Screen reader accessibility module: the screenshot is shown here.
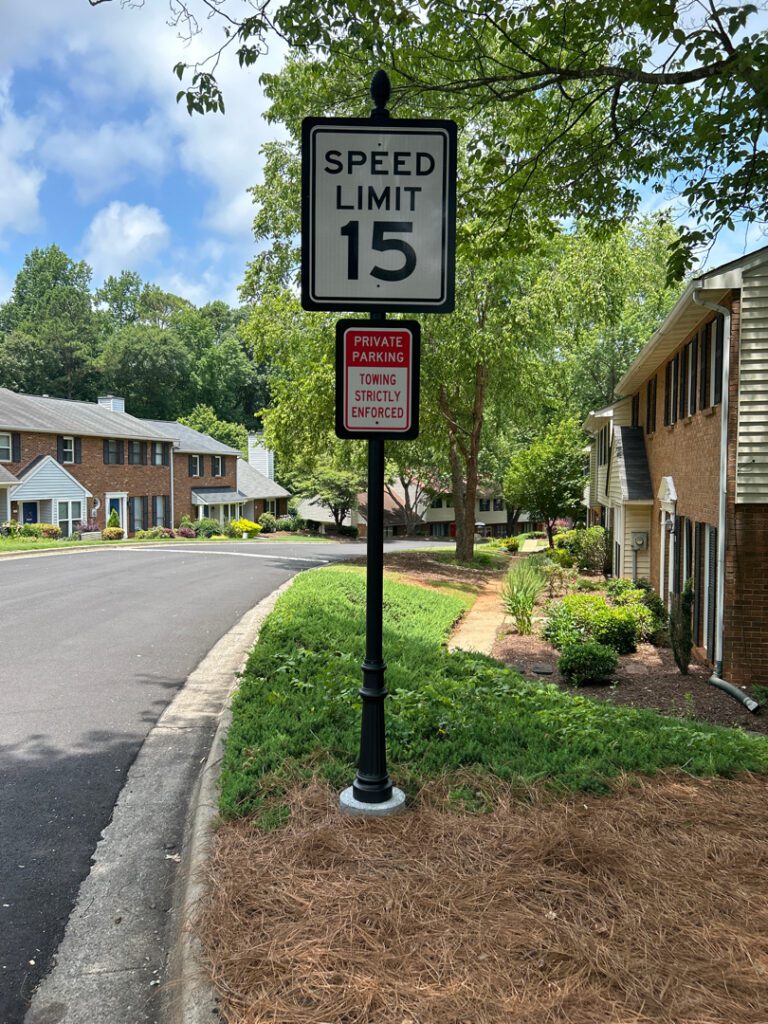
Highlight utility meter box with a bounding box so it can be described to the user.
[631,531,649,550]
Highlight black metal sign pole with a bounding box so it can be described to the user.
[351,73,395,804]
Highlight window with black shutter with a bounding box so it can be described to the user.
[713,315,724,405]
[689,336,698,415]
[706,525,718,661]
[664,363,672,425]
[671,355,679,424]
[678,347,687,420]
[74,437,82,463]
[163,495,171,528]
[11,432,21,463]
[104,439,123,464]
[188,454,201,477]
[212,455,223,477]
[128,440,143,465]
[142,495,149,530]
[700,322,711,408]
[693,522,704,645]
[163,443,171,466]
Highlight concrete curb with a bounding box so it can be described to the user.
[164,577,298,1024]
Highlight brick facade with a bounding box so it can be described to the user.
[7,432,174,532]
[173,452,238,524]
[626,294,768,685]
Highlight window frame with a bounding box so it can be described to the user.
[212,455,223,477]
[57,499,83,538]
[151,442,164,466]
[492,497,504,512]
[478,497,491,513]
[0,432,10,462]
[128,440,145,465]
[61,436,75,464]
[105,439,122,465]
[430,496,442,509]
[152,495,166,528]
[190,454,201,477]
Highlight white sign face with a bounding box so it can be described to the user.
[303,119,456,312]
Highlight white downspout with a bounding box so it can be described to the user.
[692,291,729,675]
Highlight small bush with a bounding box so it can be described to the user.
[542,563,578,599]
[542,601,584,649]
[177,526,196,538]
[543,594,644,654]
[194,517,222,538]
[555,526,608,573]
[107,508,120,529]
[102,526,124,541]
[336,524,359,538]
[231,517,262,538]
[575,577,602,592]
[0,519,21,538]
[606,577,638,599]
[502,558,546,635]
[558,641,619,685]
[547,547,576,568]
[258,512,278,533]
[614,587,646,607]
[275,516,294,531]
[135,527,175,540]
[40,523,62,539]
[670,578,694,674]
[20,523,42,537]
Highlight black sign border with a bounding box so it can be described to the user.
[302,117,456,314]
[335,319,421,441]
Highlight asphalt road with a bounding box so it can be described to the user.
[0,538,440,1023]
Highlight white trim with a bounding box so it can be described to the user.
[105,491,128,529]
[0,431,11,462]
[20,499,40,524]
[56,497,84,537]
[62,435,75,464]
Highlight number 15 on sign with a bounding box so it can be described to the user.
[302,118,457,312]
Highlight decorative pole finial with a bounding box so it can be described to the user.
[370,69,391,119]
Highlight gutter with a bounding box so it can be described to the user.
[691,291,759,714]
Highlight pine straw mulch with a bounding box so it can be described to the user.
[195,774,768,1024]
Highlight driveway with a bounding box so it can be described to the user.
[0,538,442,1023]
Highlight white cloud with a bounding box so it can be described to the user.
[0,78,44,240]
[83,201,170,278]
[43,115,170,201]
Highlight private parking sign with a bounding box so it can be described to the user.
[302,118,456,312]
[335,319,420,439]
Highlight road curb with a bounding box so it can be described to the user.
[163,576,298,1024]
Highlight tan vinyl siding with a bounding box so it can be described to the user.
[737,264,768,502]
[612,398,633,427]
[621,505,651,579]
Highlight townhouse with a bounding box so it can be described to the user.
[0,391,290,535]
[584,245,768,686]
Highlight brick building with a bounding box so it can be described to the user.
[0,391,241,534]
[583,245,768,685]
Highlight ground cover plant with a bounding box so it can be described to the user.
[219,567,768,823]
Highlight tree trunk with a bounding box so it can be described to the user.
[439,363,488,563]
[545,520,555,547]
[506,507,521,534]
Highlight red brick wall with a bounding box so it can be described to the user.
[172,452,238,524]
[9,432,173,533]
[722,300,768,685]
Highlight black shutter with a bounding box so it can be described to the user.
[679,346,688,420]
[57,436,64,463]
[673,517,682,595]
[714,315,724,405]
[163,443,170,466]
[671,355,679,423]
[693,522,703,645]
[164,496,171,528]
[103,439,109,464]
[141,441,148,465]
[188,455,194,477]
[684,517,693,584]
[142,496,149,531]
[652,376,657,431]
[74,437,82,464]
[11,432,20,462]
[700,323,710,408]
[118,441,125,465]
[689,336,698,415]
[211,455,216,476]
[664,363,671,425]
[128,498,135,534]
[707,526,718,661]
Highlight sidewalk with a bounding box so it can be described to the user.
[447,577,507,656]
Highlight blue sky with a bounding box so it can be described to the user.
[0,2,764,309]
[0,1,286,306]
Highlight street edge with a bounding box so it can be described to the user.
[163,575,299,1024]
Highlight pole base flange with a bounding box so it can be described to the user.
[339,786,406,817]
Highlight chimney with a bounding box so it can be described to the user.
[97,395,126,414]
[248,433,274,479]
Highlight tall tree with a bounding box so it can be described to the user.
[179,404,249,456]
[99,323,193,418]
[0,246,102,399]
[106,0,768,272]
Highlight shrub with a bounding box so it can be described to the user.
[613,587,646,607]
[102,526,124,541]
[107,508,120,529]
[559,641,619,685]
[575,577,602,592]
[555,526,608,573]
[503,536,519,552]
[275,516,294,531]
[543,594,644,654]
[194,517,222,538]
[20,523,42,537]
[606,577,638,599]
[258,512,278,533]
[177,527,196,538]
[502,557,546,635]
[39,524,62,539]
[135,527,175,540]
[74,518,99,537]
[231,517,262,538]
[0,519,21,538]
[336,524,359,538]
[542,563,578,599]
[547,547,576,568]
[670,578,694,674]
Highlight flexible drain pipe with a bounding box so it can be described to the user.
[692,290,760,714]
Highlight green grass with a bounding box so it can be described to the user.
[429,549,509,570]
[257,533,334,543]
[0,533,337,555]
[220,568,768,823]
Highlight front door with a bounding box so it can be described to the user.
[22,502,38,524]
[105,494,127,528]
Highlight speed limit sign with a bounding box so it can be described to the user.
[301,117,456,312]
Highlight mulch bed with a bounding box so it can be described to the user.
[197,775,768,1024]
[493,618,768,736]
